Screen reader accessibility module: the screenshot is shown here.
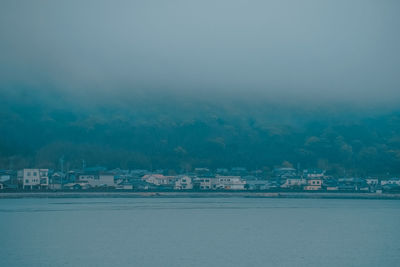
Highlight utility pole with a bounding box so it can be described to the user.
[60,156,64,190]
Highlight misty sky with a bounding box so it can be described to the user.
[1,0,399,103]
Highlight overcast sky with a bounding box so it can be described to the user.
[1,0,399,104]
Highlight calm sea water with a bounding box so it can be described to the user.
[0,197,399,267]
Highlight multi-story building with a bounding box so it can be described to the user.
[213,176,246,190]
[20,169,49,189]
[303,178,322,191]
[174,176,193,190]
[281,177,306,189]
[194,177,213,190]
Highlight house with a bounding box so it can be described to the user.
[303,169,326,179]
[281,177,306,189]
[381,178,400,186]
[323,179,339,191]
[366,178,379,186]
[303,178,322,190]
[245,180,271,191]
[116,180,133,190]
[130,169,150,176]
[382,183,400,193]
[213,176,246,190]
[49,172,66,190]
[338,178,368,191]
[193,177,213,190]
[63,182,91,190]
[0,173,11,183]
[273,168,297,178]
[79,173,115,188]
[174,176,193,190]
[20,169,49,190]
[142,174,176,186]
[242,175,258,181]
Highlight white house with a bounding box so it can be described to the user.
[21,169,49,189]
[213,176,246,190]
[142,174,176,186]
[366,178,379,186]
[303,169,326,179]
[174,176,193,190]
[381,178,400,186]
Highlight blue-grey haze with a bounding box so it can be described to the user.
[1,1,400,173]
[1,0,400,104]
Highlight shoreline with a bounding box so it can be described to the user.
[1,191,400,200]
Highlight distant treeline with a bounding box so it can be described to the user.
[0,89,399,176]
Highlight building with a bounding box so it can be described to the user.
[194,177,213,190]
[79,173,115,188]
[213,176,246,190]
[338,178,369,191]
[366,178,379,186]
[281,177,306,189]
[324,179,339,191]
[116,180,133,190]
[63,182,91,190]
[381,178,400,186]
[303,178,322,190]
[174,176,193,190]
[142,174,176,186]
[20,169,49,190]
[49,172,66,190]
[0,173,11,183]
[303,169,326,179]
[245,180,271,191]
[273,168,297,178]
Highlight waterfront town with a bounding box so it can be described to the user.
[0,166,399,194]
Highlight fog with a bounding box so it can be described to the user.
[1,0,399,105]
[1,1,400,173]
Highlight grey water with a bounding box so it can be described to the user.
[0,198,399,267]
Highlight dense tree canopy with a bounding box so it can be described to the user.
[1,89,399,176]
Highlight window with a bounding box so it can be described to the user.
[27,172,31,176]
[33,172,37,176]
[25,179,29,184]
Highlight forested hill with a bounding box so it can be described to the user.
[1,89,399,176]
